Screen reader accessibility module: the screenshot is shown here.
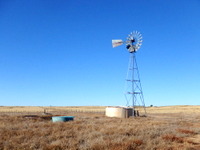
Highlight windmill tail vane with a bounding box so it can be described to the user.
[112,40,124,48]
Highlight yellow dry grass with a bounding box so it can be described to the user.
[0,105,200,149]
[0,106,44,112]
[0,106,200,150]
[146,105,200,114]
[1,105,200,114]
[0,106,106,112]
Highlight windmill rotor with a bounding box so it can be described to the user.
[126,31,143,53]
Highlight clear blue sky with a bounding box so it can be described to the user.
[0,0,200,106]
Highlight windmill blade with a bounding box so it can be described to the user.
[138,39,142,42]
[112,39,123,48]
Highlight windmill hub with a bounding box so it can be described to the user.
[131,39,135,43]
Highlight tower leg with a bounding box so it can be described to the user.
[124,52,146,116]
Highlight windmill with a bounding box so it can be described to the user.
[112,31,146,116]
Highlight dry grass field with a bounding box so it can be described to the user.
[0,106,106,113]
[0,105,200,150]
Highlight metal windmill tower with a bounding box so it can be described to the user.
[112,31,146,116]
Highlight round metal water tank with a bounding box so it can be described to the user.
[52,116,74,122]
[105,107,133,118]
